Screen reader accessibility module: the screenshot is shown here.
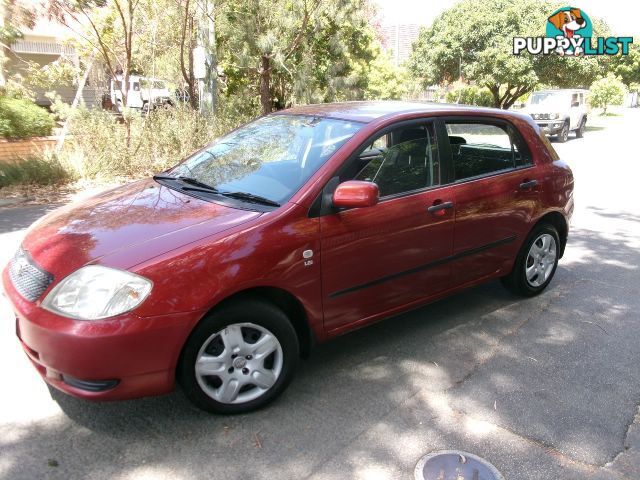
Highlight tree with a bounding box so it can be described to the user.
[0,0,36,89]
[589,74,626,114]
[49,0,142,147]
[363,50,407,100]
[445,83,493,107]
[408,0,604,109]
[216,0,376,114]
[607,42,640,88]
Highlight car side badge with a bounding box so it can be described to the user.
[303,249,314,266]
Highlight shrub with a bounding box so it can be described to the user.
[589,74,627,114]
[445,85,493,107]
[0,155,72,188]
[61,104,253,180]
[0,96,55,139]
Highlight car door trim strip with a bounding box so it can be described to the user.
[328,235,517,298]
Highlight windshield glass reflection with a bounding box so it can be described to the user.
[170,115,363,204]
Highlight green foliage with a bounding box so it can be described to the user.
[0,0,35,46]
[589,74,627,113]
[60,103,252,179]
[445,84,493,107]
[217,0,377,111]
[0,97,56,139]
[363,51,408,100]
[24,58,79,90]
[0,155,71,187]
[607,43,640,87]
[408,0,604,109]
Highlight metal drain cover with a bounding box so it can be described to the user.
[415,451,504,480]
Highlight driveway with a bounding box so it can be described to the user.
[1,110,639,480]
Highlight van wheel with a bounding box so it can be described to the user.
[178,298,299,414]
[557,121,569,143]
[501,224,560,297]
[575,117,586,138]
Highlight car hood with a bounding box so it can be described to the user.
[21,178,261,278]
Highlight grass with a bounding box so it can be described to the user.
[0,156,73,188]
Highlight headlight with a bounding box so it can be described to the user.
[550,113,560,120]
[42,265,152,320]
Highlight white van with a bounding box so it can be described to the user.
[522,89,588,142]
[110,75,173,112]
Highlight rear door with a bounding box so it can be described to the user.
[441,118,538,287]
[319,120,456,333]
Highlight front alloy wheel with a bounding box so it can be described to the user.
[179,298,299,414]
[195,323,283,404]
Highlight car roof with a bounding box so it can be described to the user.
[275,101,525,124]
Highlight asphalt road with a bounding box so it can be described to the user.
[1,110,639,480]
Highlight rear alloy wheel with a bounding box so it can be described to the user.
[575,117,586,138]
[557,121,569,143]
[501,224,560,296]
[179,298,299,414]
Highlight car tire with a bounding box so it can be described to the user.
[178,297,299,414]
[500,223,560,297]
[557,121,569,143]
[575,117,586,138]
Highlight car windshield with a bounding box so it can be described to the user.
[529,92,569,107]
[169,114,362,204]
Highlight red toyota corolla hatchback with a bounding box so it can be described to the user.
[2,102,573,413]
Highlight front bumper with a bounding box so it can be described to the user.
[2,266,204,401]
[536,121,565,135]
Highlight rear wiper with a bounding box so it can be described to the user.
[219,191,280,207]
[153,174,220,193]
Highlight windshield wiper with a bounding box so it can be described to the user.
[176,176,219,191]
[219,191,280,207]
[153,174,220,193]
[153,174,279,207]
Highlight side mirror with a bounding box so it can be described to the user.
[571,101,580,107]
[332,181,379,209]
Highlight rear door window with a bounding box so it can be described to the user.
[445,121,531,181]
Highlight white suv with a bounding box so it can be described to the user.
[523,89,588,142]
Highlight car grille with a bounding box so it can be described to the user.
[8,247,53,302]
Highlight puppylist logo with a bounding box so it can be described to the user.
[513,6,633,56]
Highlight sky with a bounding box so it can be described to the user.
[374,0,640,37]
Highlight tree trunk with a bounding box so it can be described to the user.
[488,84,501,109]
[260,55,272,115]
[188,24,198,110]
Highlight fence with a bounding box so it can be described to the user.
[0,137,59,163]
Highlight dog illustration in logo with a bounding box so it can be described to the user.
[548,8,587,55]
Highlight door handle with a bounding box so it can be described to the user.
[519,179,538,190]
[427,201,454,214]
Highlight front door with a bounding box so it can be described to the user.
[319,121,455,334]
